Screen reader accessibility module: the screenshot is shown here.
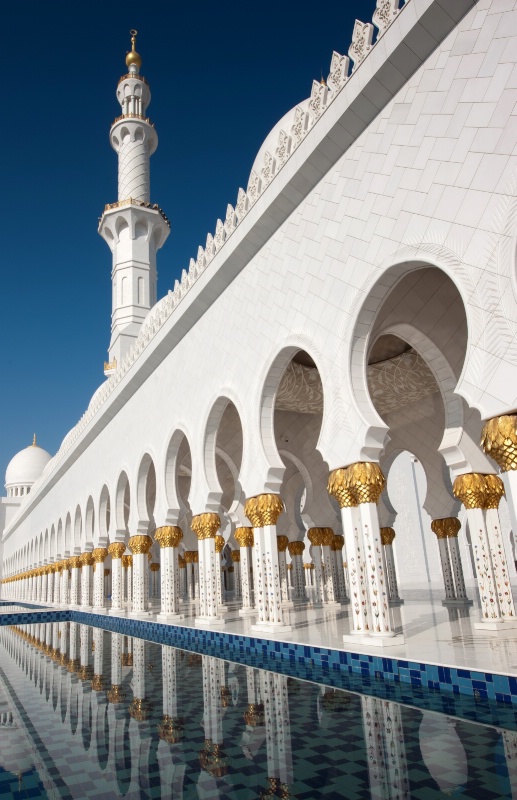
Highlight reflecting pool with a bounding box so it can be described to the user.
[0,622,516,798]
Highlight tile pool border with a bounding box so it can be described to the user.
[2,605,517,709]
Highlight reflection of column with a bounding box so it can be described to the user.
[454,473,517,630]
[308,530,325,605]
[259,671,293,796]
[235,528,255,616]
[214,535,228,612]
[91,627,105,692]
[155,526,183,621]
[380,528,403,605]
[108,542,126,615]
[362,696,409,800]
[192,514,223,625]
[128,535,153,617]
[92,548,109,613]
[329,463,401,644]
[159,645,184,743]
[107,632,125,704]
[245,495,292,632]
[199,655,228,788]
[502,729,517,799]
[231,550,241,599]
[287,541,306,600]
[276,536,292,605]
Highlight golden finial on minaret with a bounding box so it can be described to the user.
[126,29,142,70]
[32,434,37,447]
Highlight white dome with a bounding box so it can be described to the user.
[5,440,52,489]
[249,98,309,181]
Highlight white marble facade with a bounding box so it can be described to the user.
[4,0,517,645]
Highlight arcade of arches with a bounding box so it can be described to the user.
[4,266,517,650]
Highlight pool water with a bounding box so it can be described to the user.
[0,622,516,799]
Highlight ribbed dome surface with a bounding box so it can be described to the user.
[5,443,52,488]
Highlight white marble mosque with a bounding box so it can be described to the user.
[3,0,517,659]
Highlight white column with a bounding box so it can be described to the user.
[383,542,401,603]
[321,531,339,606]
[276,537,291,605]
[128,535,153,618]
[287,543,306,600]
[155,526,183,621]
[92,548,108,613]
[245,494,291,632]
[231,551,241,599]
[448,534,469,601]
[236,528,255,616]
[80,552,93,608]
[214,535,228,612]
[329,463,401,645]
[108,543,126,615]
[70,558,81,607]
[308,532,325,605]
[484,478,517,621]
[193,515,223,626]
[332,536,347,601]
[453,474,514,629]
[60,564,69,605]
[53,566,61,604]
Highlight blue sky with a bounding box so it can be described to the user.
[0,0,373,473]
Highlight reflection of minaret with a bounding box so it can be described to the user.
[259,671,293,797]
[362,696,409,799]
[157,646,186,796]
[99,30,170,370]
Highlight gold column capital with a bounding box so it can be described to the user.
[484,474,505,509]
[332,534,345,551]
[191,513,221,540]
[122,554,133,568]
[244,494,284,527]
[92,548,109,563]
[287,540,305,556]
[214,534,225,553]
[308,528,324,546]
[431,518,461,539]
[150,562,160,572]
[235,526,254,547]
[128,535,153,555]
[346,462,386,504]
[80,552,94,567]
[184,550,197,563]
[108,542,126,559]
[481,414,517,472]
[328,467,358,508]
[178,554,186,568]
[380,527,396,546]
[277,535,289,552]
[453,473,505,509]
[231,549,240,562]
[154,525,183,548]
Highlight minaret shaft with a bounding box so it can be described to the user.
[98,31,169,371]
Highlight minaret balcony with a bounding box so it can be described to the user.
[112,113,154,127]
[101,198,170,228]
[118,72,149,87]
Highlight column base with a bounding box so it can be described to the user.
[442,598,473,608]
[91,607,107,615]
[79,605,92,612]
[157,612,184,622]
[474,619,517,631]
[195,616,225,627]
[343,632,405,647]
[389,598,405,607]
[108,607,126,616]
[218,605,229,613]
[238,607,256,617]
[323,601,342,609]
[281,600,295,608]
[128,609,153,619]
[251,621,293,633]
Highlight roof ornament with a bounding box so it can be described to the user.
[126,29,142,71]
[32,434,37,447]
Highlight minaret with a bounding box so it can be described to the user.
[99,30,170,373]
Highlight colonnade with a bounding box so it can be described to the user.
[4,414,517,646]
[2,622,517,798]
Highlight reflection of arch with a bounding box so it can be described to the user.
[98,485,111,542]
